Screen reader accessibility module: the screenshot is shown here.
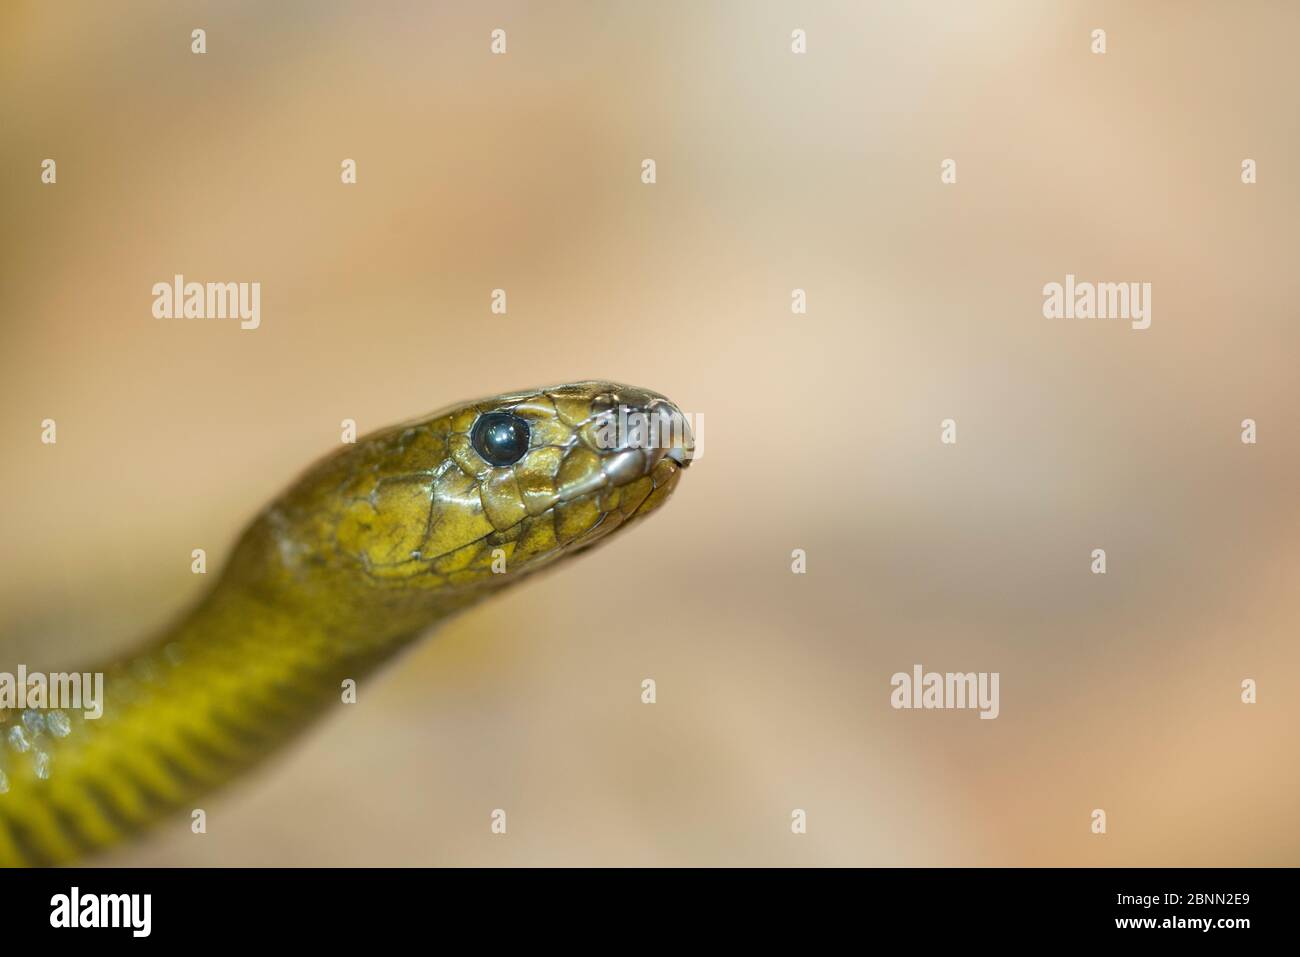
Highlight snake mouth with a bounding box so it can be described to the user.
[552,445,684,506]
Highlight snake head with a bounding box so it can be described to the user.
[270,381,692,604]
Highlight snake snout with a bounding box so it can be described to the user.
[586,388,694,479]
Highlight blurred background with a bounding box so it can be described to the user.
[2,0,1298,865]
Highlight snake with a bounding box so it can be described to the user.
[0,380,692,866]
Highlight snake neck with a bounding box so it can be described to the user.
[0,514,454,867]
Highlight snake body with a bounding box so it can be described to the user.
[0,381,690,866]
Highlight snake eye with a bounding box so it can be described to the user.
[471,412,530,467]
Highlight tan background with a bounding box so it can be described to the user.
[2,1,1297,865]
